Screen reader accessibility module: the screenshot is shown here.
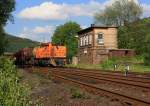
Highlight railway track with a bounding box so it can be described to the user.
[53,74,150,106]
[24,67,150,105]
[50,68,150,106]
[52,70,150,90]
[67,67,150,78]
[52,68,150,83]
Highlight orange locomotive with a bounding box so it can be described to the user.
[14,43,66,66]
[33,43,66,66]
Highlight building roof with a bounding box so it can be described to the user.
[78,24,118,34]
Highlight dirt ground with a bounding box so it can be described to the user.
[18,68,131,106]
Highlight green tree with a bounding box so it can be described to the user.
[0,0,15,26]
[118,18,150,65]
[52,21,81,62]
[143,34,150,65]
[94,0,142,26]
[0,0,15,55]
[0,27,7,55]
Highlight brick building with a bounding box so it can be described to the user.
[77,25,134,64]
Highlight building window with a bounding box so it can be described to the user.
[97,33,104,45]
[82,37,84,46]
[89,34,92,44]
[86,35,88,45]
[82,36,84,46]
[80,37,82,46]
[84,36,86,46]
[80,34,92,46]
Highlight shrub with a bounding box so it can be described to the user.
[101,59,114,70]
[0,56,31,106]
[70,88,84,99]
[144,53,150,66]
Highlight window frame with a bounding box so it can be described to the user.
[97,33,104,45]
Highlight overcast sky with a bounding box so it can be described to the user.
[5,0,150,42]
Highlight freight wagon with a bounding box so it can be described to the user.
[14,43,66,67]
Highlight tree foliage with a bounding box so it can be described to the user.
[0,27,7,55]
[0,0,15,26]
[52,21,81,61]
[94,0,142,26]
[0,0,15,55]
[118,18,150,65]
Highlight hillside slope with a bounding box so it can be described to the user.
[5,34,39,53]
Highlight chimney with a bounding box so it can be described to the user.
[91,24,95,27]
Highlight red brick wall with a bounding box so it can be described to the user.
[108,50,135,58]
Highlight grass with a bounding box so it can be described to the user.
[131,64,150,73]
[70,88,84,99]
[70,87,91,99]
[66,63,102,70]
[66,56,150,73]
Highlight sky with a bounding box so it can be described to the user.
[5,0,150,42]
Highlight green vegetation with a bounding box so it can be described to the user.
[0,0,15,26]
[70,88,85,99]
[0,27,6,55]
[94,0,150,66]
[94,0,142,26]
[66,56,150,73]
[100,59,114,70]
[52,21,81,62]
[99,56,150,73]
[118,18,150,65]
[0,0,38,54]
[0,56,30,106]
[5,34,39,53]
[66,63,102,70]
[0,0,15,55]
[0,1,41,105]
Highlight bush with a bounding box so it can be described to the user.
[70,88,84,99]
[144,53,150,66]
[143,35,150,66]
[0,56,31,106]
[101,59,114,70]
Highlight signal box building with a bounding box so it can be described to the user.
[77,25,134,64]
